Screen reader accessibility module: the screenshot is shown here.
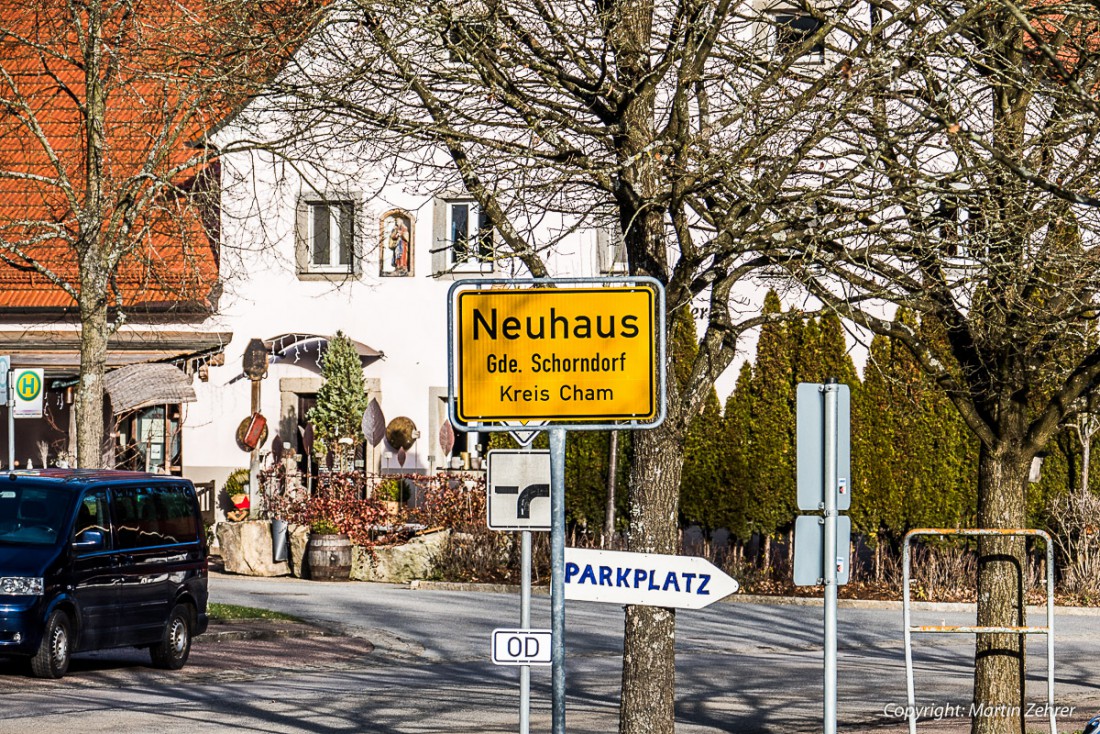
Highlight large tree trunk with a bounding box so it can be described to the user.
[76,269,110,469]
[76,2,109,470]
[972,442,1030,734]
[610,0,681,727]
[620,418,686,734]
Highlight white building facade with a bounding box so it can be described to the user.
[180,138,625,489]
[176,0,843,489]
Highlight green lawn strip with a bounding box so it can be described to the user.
[207,602,303,623]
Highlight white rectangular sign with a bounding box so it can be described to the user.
[796,382,851,511]
[0,356,9,400]
[12,368,43,419]
[486,449,551,531]
[564,547,739,610]
[793,515,852,587]
[491,628,552,666]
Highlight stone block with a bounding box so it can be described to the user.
[288,524,311,578]
[352,529,451,583]
[216,520,291,577]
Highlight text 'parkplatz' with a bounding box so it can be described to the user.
[564,548,738,610]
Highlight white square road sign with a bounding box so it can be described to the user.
[13,368,43,419]
[486,449,551,531]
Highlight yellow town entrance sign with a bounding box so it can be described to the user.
[455,286,658,423]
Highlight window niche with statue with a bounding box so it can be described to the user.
[380,210,414,277]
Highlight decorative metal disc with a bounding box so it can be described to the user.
[235,414,269,452]
[385,416,417,451]
[300,423,314,453]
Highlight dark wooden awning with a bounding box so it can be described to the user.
[103,362,197,414]
[0,329,233,377]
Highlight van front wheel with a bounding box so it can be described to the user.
[150,605,192,670]
[31,609,72,679]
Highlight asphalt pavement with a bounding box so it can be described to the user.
[0,573,1096,733]
[208,573,1100,732]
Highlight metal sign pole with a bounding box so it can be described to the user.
[823,379,839,734]
[520,528,532,734]
[487,447,550,721]
[519,431,533,734]
[7,373,13,470]
[0,358,9,470]
[549,426,567,734]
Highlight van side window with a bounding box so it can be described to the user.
[111,486,198,549]
[110,488,145,549]
[73,490,110,548]
[156,487,199,544]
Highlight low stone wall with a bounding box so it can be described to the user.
[352,529,451,583]
[219,522,449,582]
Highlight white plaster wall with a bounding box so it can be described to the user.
[179,111,617,486]
[184,181,451,482]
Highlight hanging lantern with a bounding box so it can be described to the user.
[241,338,269,381]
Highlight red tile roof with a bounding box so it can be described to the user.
[0,2,316,312]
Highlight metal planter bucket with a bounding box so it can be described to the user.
[271,518,289,563]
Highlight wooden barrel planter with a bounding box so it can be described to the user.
[307,533,352,581]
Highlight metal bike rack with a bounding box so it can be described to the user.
[902,528,1056,734]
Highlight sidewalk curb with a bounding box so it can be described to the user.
[406,579,1100,615]
[201,619,342,643]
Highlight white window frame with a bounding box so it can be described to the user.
[597,224,628,274]
[304,199,356,275]
[443,25,468,65]
[446,200,494,273]
[933,185,983,262]
[937,202,984,261]
[772,12,826,64]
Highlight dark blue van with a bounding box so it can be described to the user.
[0,469,208,678]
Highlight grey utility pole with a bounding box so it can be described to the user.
[822,378,840,734]
[549,427,567,734]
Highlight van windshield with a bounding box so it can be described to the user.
[0,486,74,546]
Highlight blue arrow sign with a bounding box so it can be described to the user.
[564,547,739,610]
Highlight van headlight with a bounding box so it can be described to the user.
[0,577,43,595]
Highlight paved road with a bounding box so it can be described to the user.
[0,574,1097,733]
